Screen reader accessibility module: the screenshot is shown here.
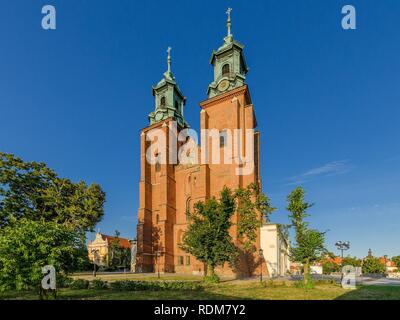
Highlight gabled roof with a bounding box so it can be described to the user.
[100,234,131,249]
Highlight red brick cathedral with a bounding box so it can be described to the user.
[136,9,265,277]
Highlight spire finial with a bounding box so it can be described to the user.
[226,7,232,36]
[167,46,172,73]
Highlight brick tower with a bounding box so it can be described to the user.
[136,9,265,277]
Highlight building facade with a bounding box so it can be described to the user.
[260,224,290,277]
[88,232,131,267]
[135,10,266,277]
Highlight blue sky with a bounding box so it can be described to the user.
[1,0,399,258]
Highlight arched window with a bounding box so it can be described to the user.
[185,197,192,222]
[174,100,179,111]
[155,153,161,172]
[160,96,166,108]
[156,214,159,224]
[222,64,230,77]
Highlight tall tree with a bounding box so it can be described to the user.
[181,187,237,281]
[0,153,106,292]
[235,183,275,251]
[392,256,400,269]
[0,219,85,292]
[181,185,274,280]
[287,187,326,286]
[0,152,105,233]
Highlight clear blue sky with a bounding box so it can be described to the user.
[1,0,399,258]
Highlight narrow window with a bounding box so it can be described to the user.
[222,64,230,77]
[160,96,166,108]
[186,256,191,266]
[155,153,161,172]
[220,130,227,147]
[178,256,184,266]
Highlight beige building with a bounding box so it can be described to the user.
[260,224,290,277]
[88,233,131,267]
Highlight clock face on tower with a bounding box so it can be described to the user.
[155,111,164,121]
[217,79,230,92]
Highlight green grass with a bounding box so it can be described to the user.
[1,281,400,300]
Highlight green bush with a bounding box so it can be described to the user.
[70,279,90,290]
[91,279,108,290]
[203,274,220,284]
[322,261,340,274]
[362,257,385,274]
[109,280,202,291]
[57,276,74,288]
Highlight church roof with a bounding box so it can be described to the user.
[100,234,131,249]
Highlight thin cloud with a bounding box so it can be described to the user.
[286,160,354,185]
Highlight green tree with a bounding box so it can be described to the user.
[0,152,105,234]
[0,219,85,292]
[362,256,385,274]
[235,183,275,251]
[392,256,400,269]
[181,187,237,281]
[342,256,362,267]
[181,185,274,281]
[287,187,327,287]
[0,153,106,291]
[108,230,131,270]
[322,261,340,275]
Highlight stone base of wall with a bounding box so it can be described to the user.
[387,273,400,279]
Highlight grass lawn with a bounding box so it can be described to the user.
[1,281,400,300]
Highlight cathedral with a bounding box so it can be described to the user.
[135,9,265,277]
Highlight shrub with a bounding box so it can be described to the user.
[91,279,108,290]
[322,261,340,274]
[70,279,90,290]
[57,276,74,288]
[362,257,385,274]
[203,274,220,284]
[109,280,202,291]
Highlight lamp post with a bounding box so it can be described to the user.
[91,248,100,277]
[155,250,161,279]
[335,241,350,260]
[259,248,264,283]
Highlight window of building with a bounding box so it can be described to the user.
[155,153,161,172]
[175,100,179,110]
[222,64,230,77]
[220,130,227,147]
[186,256,191,266]
[178,256,184,266]
[160,96,166,108]
[156,214,159,224]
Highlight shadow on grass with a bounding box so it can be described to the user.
[0,287,249,301]
[334,285,400,300]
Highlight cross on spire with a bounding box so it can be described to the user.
[226,7,232,36]
[167,46,172,73]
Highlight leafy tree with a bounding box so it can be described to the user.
[181,185,274,280]
[322,261,340,275]
[181,187,237,281]
[392,256,400,269]
[342,256,362,267]
[0,153,106,292]
[0,219,85,292]
[362,256,385,274]
[235,183,275,251]
[287,187,327,287]
[108,230,131,270]
[0,152,105,234]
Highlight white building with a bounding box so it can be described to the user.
[260,223,290,277]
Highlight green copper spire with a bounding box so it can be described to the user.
[207,8,249,98]
[148,47,188,128]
